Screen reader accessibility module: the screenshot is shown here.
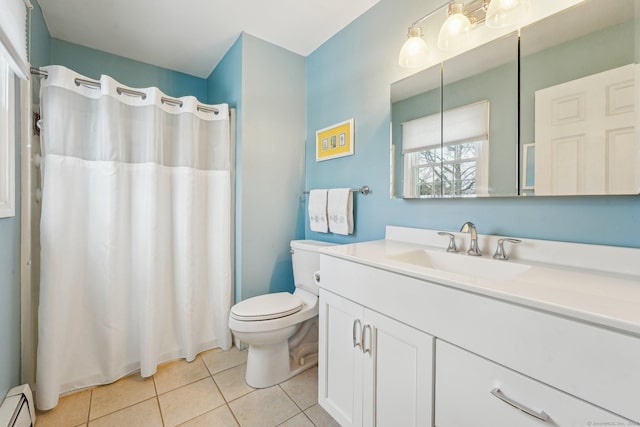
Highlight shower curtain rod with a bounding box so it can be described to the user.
[30,67,220,114]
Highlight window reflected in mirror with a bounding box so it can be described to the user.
[401,101,489,198]
[391,32,518,199]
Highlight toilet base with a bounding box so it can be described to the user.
[245,341,290,388]
[243,319,319,388]
[245,343,318,388]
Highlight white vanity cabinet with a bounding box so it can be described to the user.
[318,229,640,426]
[317,288,434,427]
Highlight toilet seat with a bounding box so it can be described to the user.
[230,292,303,321]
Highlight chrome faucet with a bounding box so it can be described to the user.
[460,222,482,256]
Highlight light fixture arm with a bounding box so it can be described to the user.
[410,0,452,27]
[411,0,492,27]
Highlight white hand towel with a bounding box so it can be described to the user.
[308,189,329,233]
[328,188,353,235]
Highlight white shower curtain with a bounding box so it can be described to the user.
[36,65,232,410]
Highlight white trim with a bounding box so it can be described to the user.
[20,77,35,389]
[476,138,490,196]
[0,58,15,218]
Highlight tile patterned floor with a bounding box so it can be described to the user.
[35,347,339,427]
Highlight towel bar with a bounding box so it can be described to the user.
[303,186,369,196]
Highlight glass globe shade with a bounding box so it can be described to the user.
[399,27,429,68]
[485,0,530,28]
[437,12,471,51]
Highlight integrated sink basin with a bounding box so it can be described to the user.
[389,249,531,281]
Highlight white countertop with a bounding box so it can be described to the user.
[319,237,640,337]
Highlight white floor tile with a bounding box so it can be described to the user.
[278,412,315,427]
[89,374,155,419]
[201,347,248,375]
[279,366,318,410]
[88,398,162,427]
[153,357,210,395]
[36,389,91,427]
[213,363,255,402]
[158,377,225,427]
[229,386,300,427]
[178,404,239,426]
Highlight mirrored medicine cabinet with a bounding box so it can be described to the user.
[390,0,639,199]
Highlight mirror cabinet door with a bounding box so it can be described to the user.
[391,65,442,198]
[442,32,519,198]
[520,0,639,196]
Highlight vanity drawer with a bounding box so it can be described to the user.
[435,340,630,427]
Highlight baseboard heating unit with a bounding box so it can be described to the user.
[0,385,35,427]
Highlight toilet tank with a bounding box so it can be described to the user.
[291,240,335,295]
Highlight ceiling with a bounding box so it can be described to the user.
[37,0,382,78]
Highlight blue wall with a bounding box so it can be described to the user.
[208,34,306,302]
[30,0,51,68]
[238,34,306,299]
[207,35,244,302]
[50,39,208,101]
[305,0,640,248]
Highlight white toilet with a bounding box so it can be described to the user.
[228,240,334,388]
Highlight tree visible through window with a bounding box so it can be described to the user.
[401,100,489,198]
[410,139,483,198]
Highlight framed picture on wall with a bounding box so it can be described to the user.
[316,118,354,161]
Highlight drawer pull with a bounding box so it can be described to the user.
[352,319,362,349]
[490,388,550,422]
[362,325,372,354]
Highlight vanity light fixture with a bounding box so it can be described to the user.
[398,0,528,68]
[437,2,472,51]
[398,26,430,68]
[485,0,530,28]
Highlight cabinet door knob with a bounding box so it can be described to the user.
[490,388,549,422]
[352,319,362,349]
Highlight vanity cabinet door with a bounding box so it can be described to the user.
[319,288,435,427]
[318,289,364,427]
[362,309,434,427]
[435,340,630,427]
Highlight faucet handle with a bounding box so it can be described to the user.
[438,232,459,253]
[493,238,522,260]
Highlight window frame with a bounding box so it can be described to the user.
[405,137,489,198]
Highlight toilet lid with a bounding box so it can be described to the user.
[231,292,303,321]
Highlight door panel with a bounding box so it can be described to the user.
[363,309,434,427]
[318,289,364,427]
[535,64,638,195]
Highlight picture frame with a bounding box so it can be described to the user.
[522,143,535,191]
[316,118,354,161]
